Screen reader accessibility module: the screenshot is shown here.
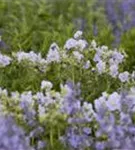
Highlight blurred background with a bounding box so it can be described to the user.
[0,0,135,68]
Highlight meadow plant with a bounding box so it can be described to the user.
[0,31,133,101]
[0,81,135,149]
[0,31,134,149]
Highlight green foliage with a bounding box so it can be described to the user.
[120,28,135,71]
[0,0,114,54]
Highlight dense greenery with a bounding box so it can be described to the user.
[0,0,114,53]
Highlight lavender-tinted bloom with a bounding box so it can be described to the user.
[0,36,9,50]
[61,98,81,115]
[64,31,87,51]
[95,47,104,55]
[0,116,32,150]
[46,43,60,63]
[0,53,12,67]
[83,127,91,135]
[20,91,33,109]
[106,92,121,111]
[94,96,107,112]
[93,53,101,62]
[96,60,106,74]
[95,141,106,150]
[36,92,46,104]
[118,71,130,82]
[28,51,42,62]
[109,64,119,78]
[64,38,77,50]
[16,52,29,62]
[60,83,83,116]
[63,127,92,149]
[37,141,46,150]
[29,126,44,138]
[120,112,132,125]
[111,51,124,64]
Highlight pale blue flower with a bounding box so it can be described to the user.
[106,92,121,111]
[118,71,129,82]
[0,53,12,67]
[64,38,77,50]
[109,64,119,78]
[96,60,106,74]
[46,43,60,63]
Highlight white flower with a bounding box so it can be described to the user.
[46,43,60,63]
[64,38,77,50]
[73,51,84,62]
[16,52,28,62]
[118,71,129,82]
[74,30,83,39]
[0,88,8,96]
[39,59,47,65]
[83,60,91,69]
[77,39,88,51]
[131,71,135,79]
[102,92,108,98]
[101,45,108,51]
[41,80,53,90]
[83,102,94,114]
[16,51,42,63]
[11,92,20,99]
[28,51,42,62]
[91,40,97,48]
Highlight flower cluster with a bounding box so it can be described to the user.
[0,80,135,149]
[91,40,124,76]
[0,31,132,83]
[0,116,32,150]
[60,84,135,150]
[0,31,135,149]
[64,30,88,51]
